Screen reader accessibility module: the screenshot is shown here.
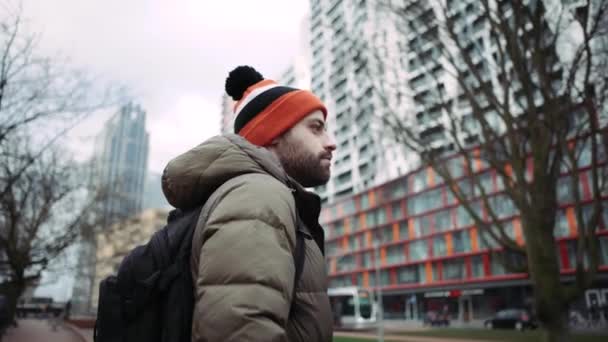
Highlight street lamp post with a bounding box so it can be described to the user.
[373,241,384,342]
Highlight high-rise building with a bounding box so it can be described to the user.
[220,94,236,135]
[278,54,312,90]
[93,102,150,223]
[309,0,416,205]
[72,103,149,315]
[279,16,313,90]
[403,0,606,152]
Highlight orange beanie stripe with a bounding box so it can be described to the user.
[239,90,327,146]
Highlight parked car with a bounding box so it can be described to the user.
[423,310,450,326]
[484,309,538,331]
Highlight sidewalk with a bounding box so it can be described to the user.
[3,319,85,342]
[65,317,96,342]
[335,331,493,342]
[335,320,493,342]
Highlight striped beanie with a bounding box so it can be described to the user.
[225,65,327,146]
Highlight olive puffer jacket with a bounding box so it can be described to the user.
[162,134,333,342]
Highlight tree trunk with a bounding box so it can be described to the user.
[523,215,570,342]
[1,271,26,326]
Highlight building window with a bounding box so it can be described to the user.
[397,266,420,284]
[433,235,447,257]
[489,195,517,219]
[360,194,370,210]
[410,240,429,261]
[366,211,377,228]
[457,204,476,228]
[375,226,393,244]
[376,208,387,225]
[399,221,409,240]
[334,220,345,236]
[349,235,360,251]
[361,252,373,268]
[479,172,493,194]
[387,245,405,265]
[457,179,474,199]
[434,209,453,232]
[418,264,428,284]
[389,180,408,199]
[557,176,574,204]
[326,241,338,256]
[479,229,500,250]
[576,139,592,168]
[380,270,391,286]
[432,262,440,281]
[566,240,590,269]
[447,157,465,178]
[411,171,427,193]
[490,253,506,276]
[392,202,404,220]
[443,259,465,280]
[408,189,443,216]
[554,210,570,238]
[337,255,356,272]
[453,230,471,254]
[413,215,431,237]
[471,255,484,278]
[343,199,356,216]
[351,215,361,231]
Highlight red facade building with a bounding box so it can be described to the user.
[321,145,608,321]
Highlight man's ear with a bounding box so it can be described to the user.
[268,136,281,147]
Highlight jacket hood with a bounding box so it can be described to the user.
[162,134,291,210]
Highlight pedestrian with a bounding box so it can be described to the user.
[162,65,336,342]
[332,298,343,328]
[63,300,71,321]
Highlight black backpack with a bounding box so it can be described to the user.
[93,177,306,342]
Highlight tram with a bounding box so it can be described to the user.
[328,286,377,330]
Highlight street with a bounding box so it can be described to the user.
[2,319,85,342]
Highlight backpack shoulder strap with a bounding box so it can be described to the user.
[290,217,306,318]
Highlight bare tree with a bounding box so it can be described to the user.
[0,0,127,322]
[0,135,110,322]
[0,1,126,197]
[336,0,608,340]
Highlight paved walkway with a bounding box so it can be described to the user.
[2,319,85,342]
[334,331,493,342]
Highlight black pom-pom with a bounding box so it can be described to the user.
[225,66,264,101]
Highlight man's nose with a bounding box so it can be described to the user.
[324,133,336,151]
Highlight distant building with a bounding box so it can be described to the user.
[72,103,150,315]
[93,103,150,223]
[321,135,608,322]
[91,208,169,311]
[278,15,312,90]
[308,0,414,204]
[220,94,236,135]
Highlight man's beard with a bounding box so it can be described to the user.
[276,141,331,188]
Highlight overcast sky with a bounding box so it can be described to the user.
[22,0,310,173]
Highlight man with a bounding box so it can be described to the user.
[162,66,336,342]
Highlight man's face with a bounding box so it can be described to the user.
[273,110,336,187]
